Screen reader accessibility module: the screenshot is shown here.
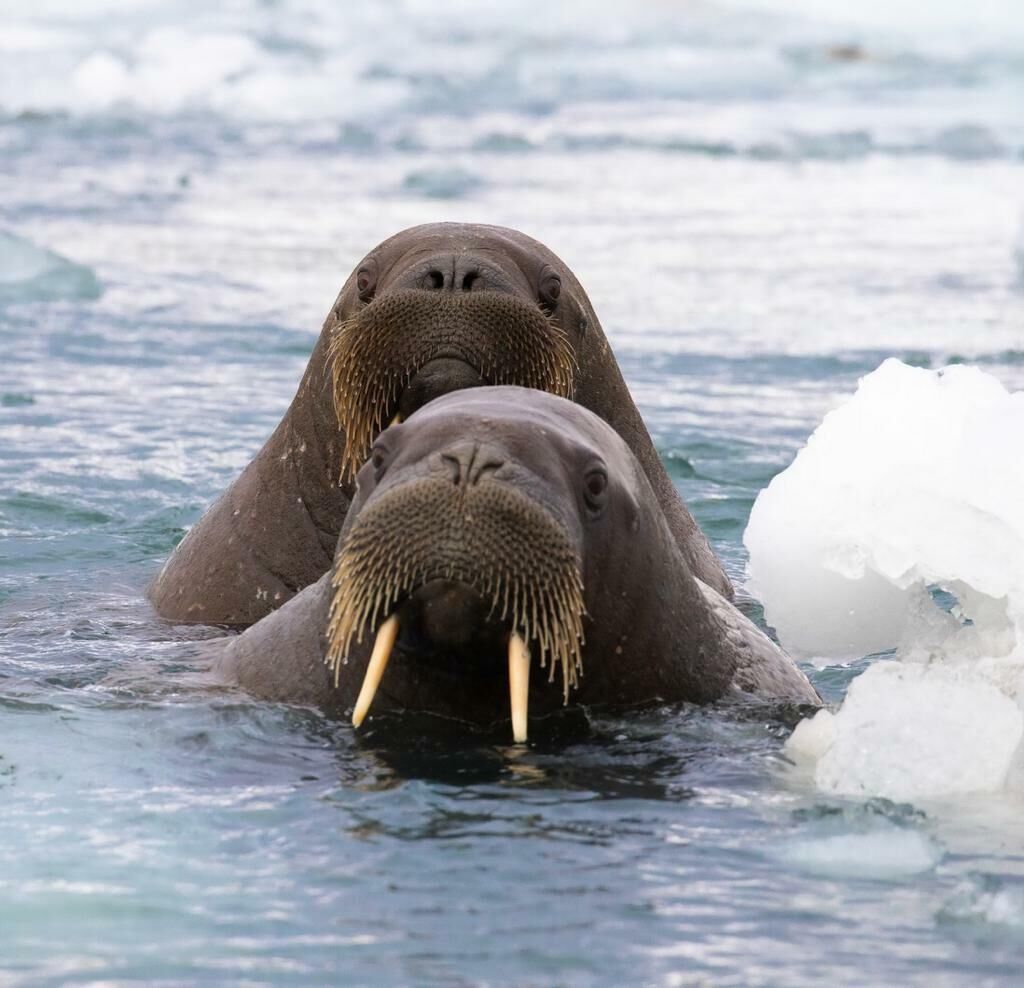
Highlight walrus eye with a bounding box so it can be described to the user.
[538,266,561,313]
[370,444,389,479]
[356,260,378,303]
[583,466,608,514]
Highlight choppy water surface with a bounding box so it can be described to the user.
[2,0,1024,983]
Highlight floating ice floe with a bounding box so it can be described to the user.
[0,230,101,303]
[744,358,1024,800]
[776,826,942,880]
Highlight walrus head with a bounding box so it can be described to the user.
[323,387,735,741]
[326,226,581,480]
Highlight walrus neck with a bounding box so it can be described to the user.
[577,546,738,708]
[250,331,351,544]
[148,334,350,627]
[291,331,352,494]
[569,322,733,602]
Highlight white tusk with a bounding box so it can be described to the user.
[389,413,402,427]
[352,614,399,728]
[508,632,531,743]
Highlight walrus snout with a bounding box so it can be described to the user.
[404,579,505,650]
[328,288,574,479]
[325,461,587,740]
[393,252,524,296]
[396,357,486,420]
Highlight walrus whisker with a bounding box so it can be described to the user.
[324,476,585,715]
[328,290,576,480]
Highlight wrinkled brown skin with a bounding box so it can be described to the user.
[214,389,819,725]
[150,223,732,627]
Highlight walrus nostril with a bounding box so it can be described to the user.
[459,270,481,292]
[424,269,445,290]
[440,441,505,487]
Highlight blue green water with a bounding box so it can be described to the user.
[3,1,1024,983]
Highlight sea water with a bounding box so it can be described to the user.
[2,0,1024,983]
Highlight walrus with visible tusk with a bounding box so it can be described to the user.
[213,388,819,741]
[150,223,732,627]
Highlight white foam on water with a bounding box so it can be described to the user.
[744,359,1024,799]
[732,0,1024,46]
[71,28,263,115]
[941,875,1024,931]
[1014,213,1024,285]
[2,0,1022,162]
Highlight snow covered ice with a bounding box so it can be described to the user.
[744,358,1024,800]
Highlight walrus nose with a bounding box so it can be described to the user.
[421,254,487,292]
[440,441,505,486]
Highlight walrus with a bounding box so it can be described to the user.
[150,223,732,627]
[214,388,819,740]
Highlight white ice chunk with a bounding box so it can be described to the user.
[0,230,100,302]
[790,662,1023,800]
[785,707,837,763]
[777,827,942,880]
[746,358,1024,662]
[746,359,1024,798]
